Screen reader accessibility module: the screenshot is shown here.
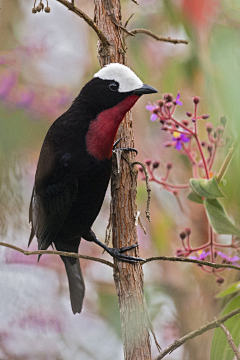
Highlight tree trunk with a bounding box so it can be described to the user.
[94,1,151,359]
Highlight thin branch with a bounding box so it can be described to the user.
[132,161,151,222]
[0,241,115,268]
[127,29,188,44]
[143,255,240,272]
[155,308,240,360]
[131,0,139,4]
[56,0,110,47]
[220,323,240,360]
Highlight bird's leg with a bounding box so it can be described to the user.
[82,229,145,263]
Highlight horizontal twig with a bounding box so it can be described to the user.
[127,29,188,44]
[56,0,110,47]
[0,241,115,268]
[155,307,240,359]
[143,255,240,272]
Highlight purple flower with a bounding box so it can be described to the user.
[174,92,183,106]
[189,250,211,260]
[172,132,190,150]
[218,251,240,265]
[146,103,159,121]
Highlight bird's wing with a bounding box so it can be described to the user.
[29,150,78,251]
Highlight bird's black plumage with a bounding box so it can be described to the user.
[29,64,157,314]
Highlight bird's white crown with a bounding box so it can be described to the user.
[94,63,143,93]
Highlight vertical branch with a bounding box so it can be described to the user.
[94,1,151,359]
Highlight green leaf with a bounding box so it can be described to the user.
[204,198,240,237]
[216,282,240,299]
[187,191,203,204]
[211,295,240,360]
[189,176,225,199]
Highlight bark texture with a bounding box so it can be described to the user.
[94,1,151,359]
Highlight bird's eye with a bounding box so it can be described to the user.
[109,83,119,91]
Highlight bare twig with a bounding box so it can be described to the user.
[127,29,188,44]
[220,323,240,360]
[56,0,110,47]
[155,308,240,360]
[132,161,151,222]
[143,255,240,272]
[131,0,139,4]
[0,241,115,268]
[124,13,135,28]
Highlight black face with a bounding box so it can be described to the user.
[80,78,133,114]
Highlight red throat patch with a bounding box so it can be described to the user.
[85,95,139,161]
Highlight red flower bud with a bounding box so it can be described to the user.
[193,96,200,104]
[202,114,210,120]
[182,120,189,126]
[164,93,173,102]
[158,99,164,107]
[186,112,192,117]
[185,228,191,235]
[166,162,173,170]
[152,161,160,169]
[216,277,225,284]
[145,159,152,166]
[165,102,173,109]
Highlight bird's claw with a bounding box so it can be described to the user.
[107,245,145,263]
[119,243,139,253]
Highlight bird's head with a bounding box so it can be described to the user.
[83,63,157,160]
[81,63,158,113]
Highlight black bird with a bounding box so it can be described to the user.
[29,63,157,314]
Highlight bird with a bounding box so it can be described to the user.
[28,63,157,314]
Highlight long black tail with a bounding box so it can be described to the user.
[54,240,85,314]
[61,255,85,314]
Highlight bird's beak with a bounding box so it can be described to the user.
[133,84,158,95]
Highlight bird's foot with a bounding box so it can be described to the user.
[113,138,138,173]
[106,244,145,263]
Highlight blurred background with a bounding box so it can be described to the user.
[0,0,240,359]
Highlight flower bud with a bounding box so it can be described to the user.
[138,166,143,173]
[206,122,213,133]
[220,116,227,127]
[217,126,224,135]
[173,190,179,196]
[145,159,152,166]
[32,7,37,13]
[165,102,172,109]
[201,141,206,147]
[158,99,164,107]
[164,93,173,102]
[160,120,165,124]
[164,142,172,148]
[152,161,160,169]
[45,6,51,12]
[176,249,185,257]
[193,96,200,104]
[216,277,225,284]
[202,114,210,120]
[186,112,192,117]
[182,120,189,126]
[162,126,169,131]
[185,228,191,235]
[166,162,173,170]
[36,4,42,11]
[192,118,196,123]
[207,145,213,153]
[39,1,44,9]
[179,231,186,240]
